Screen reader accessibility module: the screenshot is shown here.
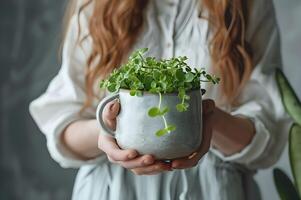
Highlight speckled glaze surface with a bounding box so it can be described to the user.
[96,89,202,160]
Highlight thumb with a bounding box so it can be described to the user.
[102,100,120,130]
[103,99,120,120]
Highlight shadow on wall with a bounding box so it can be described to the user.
[0,0,76,199]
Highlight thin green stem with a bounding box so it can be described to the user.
[138,53,146,67]
[162,115,168,130]
[158,92,162,109]
[158,92,168,130]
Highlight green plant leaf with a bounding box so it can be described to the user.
[130,89,136,96]
[108,84,117,92]
[153,70,161,80]
[185,66,192,72]
[159,107,170,115]
[136,90,143,97]
[184,95,190,100]
[176,69,185,81]
[276,69,301,125]
[289,123,301,195]
[148,107,160,117]
[151,81,157,88]
[176,104,186,112]
[185,72,194,82]
[273,168,300,200]
[156,129,168,137]
[166,125,176,132]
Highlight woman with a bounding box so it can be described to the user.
[30,0,292,199]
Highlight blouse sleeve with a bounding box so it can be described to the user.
[29,10,106,168]
[211,0,293,169]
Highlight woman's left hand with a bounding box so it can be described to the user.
[171,99,215,169]
[130,99,215,175]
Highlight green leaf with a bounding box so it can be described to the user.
[184,95,190,100]
[130,90,136,96]
[176,69,185,81]
[108,84,117,92]
[148,107,160,117]
[99,81,105,88]
[273,168,300,200]
[143,76,153,89]
[205,74,212,80]
[176,104,185,112]
[156,129,168,137]
[160,82,167,91]
[185,72,194,82]
[276,69,301,125]
[136,90,143,97]
[185,66,192,72]
[153,71,161,80]
[151,81,157,88]
[166,125,176,132]
[289,123,301,195]
[159,107,170,115]
[133,58,140,64]
[139,48,148,54]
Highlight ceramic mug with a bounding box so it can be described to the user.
[96,89,203,160]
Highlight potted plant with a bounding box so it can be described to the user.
[96,48,219,159]
[273,69,301,200]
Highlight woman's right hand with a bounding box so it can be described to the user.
[98,100,173,175]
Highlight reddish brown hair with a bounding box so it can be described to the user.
[65,0,253,109]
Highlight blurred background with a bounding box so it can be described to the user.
[0,0,300,199]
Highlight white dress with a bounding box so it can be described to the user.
[29,0,292,199]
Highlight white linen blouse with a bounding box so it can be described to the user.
[29,0,292,199]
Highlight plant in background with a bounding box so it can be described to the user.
[100,48,219,136]
[273,69,301,200]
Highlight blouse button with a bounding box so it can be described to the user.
[166,43,172,48]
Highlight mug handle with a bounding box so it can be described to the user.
[96,93,120,137]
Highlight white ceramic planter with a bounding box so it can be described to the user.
[96,89,202,160]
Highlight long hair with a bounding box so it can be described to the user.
[64,0,253,109]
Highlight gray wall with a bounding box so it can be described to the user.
[0,0,76,199]
[0,0,300,200]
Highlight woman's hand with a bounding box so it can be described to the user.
[171,99,215,169]
[98,100,173,175]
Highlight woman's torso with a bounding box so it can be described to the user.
[74,0,259,199]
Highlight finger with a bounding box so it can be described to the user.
[172,114,213,169]
[103,118,116,131]
[102,100,120,130]
[98,134,138,161]
[117,155,155,169]
[103,100,120,120]
[131,161,172,175]
[202,99,215,115]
